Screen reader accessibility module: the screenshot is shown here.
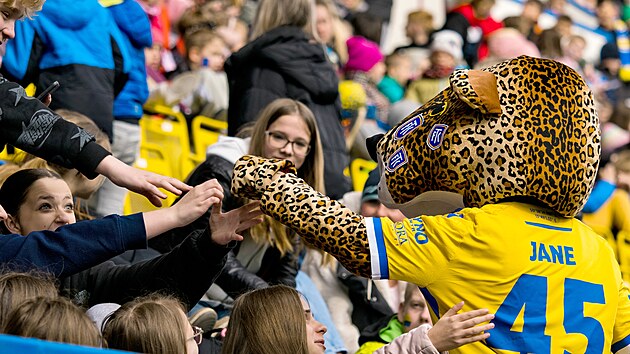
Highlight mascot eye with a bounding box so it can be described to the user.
[425,101,448,117]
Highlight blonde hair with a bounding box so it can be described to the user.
[246,98,325,255]
[250,0,317,40]
[102,294,189,354]
[222,285,309,354]
[0,270,58,329]
[2,0,44,19]
[315,0,350,63]
[3,296,101,347]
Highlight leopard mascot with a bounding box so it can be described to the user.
[231,56,630,353]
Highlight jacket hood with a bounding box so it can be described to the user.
[206,136,250,164]
[226,26,339,101]
[41,0,103,30]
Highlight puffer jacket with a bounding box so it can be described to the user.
[224,25,351,200]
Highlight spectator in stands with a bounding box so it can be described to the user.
[596,0,630,82]
[521,0,544,41]
[224,0,350,200]
[355,284,431,353]
[406,30,464,105]
[441,0,503,68]
[3,296,101,347]
[377,52,413,104]
[0,167,262,309]
[315,0,352,71]
[0,271,58,330]
[94,0,153,217]
[103,294,201,354]
[223,285,494,354]
[149,98,323,318]
[345,36,389,124]
[1,0,131,141]
[475,17,540,70]
[393,10,435,77]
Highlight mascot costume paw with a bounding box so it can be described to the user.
[231,56,630,353]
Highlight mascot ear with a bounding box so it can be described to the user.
[450,69,502,115]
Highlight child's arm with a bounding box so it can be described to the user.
[427,302,494,352]
[374,302,494,354]
[141,179,223,238]
[0,79,191,206]
[95,155,191,208]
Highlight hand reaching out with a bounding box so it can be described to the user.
[209,201,264,245]
[427,301,494,352]
[95,155,192,207]
[143,179,223,238]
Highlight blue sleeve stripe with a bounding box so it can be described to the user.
[612,335,630,353]
[365,217,389,280]
[420,287,440,320]
[525,221,572,232]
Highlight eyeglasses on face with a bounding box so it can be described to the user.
[265,131,311,156]
[188,325,204,345]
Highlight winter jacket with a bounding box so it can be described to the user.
[224,25,351,200]
[0,214,146,278]
[61,227,231,310]
[0,76,111,179]
[106,0,152,120]
[1,0,131,138]
[149,136,299,296]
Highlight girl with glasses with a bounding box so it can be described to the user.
[149,97,326,335]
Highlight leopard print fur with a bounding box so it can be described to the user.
[261,174,371,277]
[375,56,600,218]
[231,155,297,200]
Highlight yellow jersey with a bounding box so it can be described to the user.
[364,202,630,353]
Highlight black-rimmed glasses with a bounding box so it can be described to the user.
[265,131,311,156]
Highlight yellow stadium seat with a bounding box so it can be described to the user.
[139,112,191,181]
[123,143,177,214]
[350,158,377,192]
[190,115,227,163]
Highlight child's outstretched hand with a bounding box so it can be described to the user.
[96,155,192,207]
[427,301,494,352]
[209,201,263,245]
[143,179,223,238]
[170,179,223,227]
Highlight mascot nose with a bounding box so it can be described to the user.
[366,134,384,162]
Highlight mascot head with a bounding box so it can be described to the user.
[372,56,600,218]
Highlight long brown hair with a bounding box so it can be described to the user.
[221,285,308,354]
[102,294,189,354]
[0,270,58,329]
[246,98,325,255]
[3,296,101,347]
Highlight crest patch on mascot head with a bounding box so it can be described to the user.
[374,56,600,218]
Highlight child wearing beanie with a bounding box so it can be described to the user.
[344,36,390,128]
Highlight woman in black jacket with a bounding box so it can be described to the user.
[151,99,325,300]
[224,0,351,200]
